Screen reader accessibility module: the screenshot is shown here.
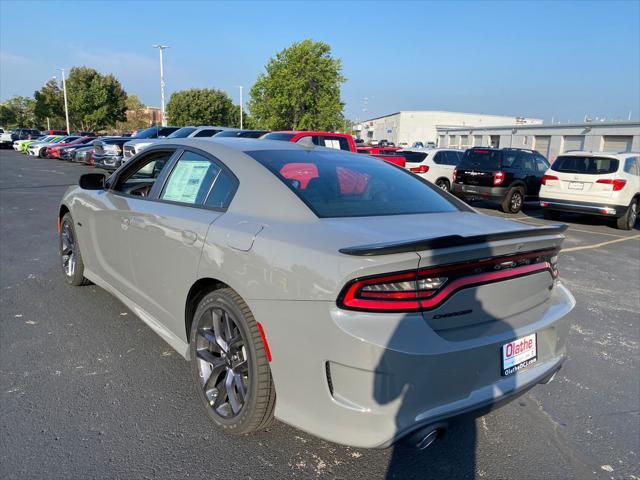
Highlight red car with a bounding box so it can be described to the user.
[261,131,406,167]
[42,129,68,136]
[46,137,96,159]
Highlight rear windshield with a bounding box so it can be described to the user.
[248,149,459,218]
[262,132,295,142]
[133,127,158,139]
[458,149,502,170]
[551,156,619,175]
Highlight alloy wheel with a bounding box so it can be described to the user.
[436,180,449,191]
[195,307,249,418]
[60,220,76,277]
[511,191,523,212]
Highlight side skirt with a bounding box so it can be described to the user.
[84,268,190,360]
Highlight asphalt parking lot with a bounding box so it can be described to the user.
[0,149,638,480]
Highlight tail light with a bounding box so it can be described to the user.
[410,165,429,173]
[493,171,505,186]
[338,249,559,312]
[596,178,626,191]
[541,174,559,185]
[452,168,457,183]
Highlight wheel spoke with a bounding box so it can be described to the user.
[212,375,228,409]
[225,369,242,414]
[203,360,227,391]
[211,310,229,352]
[227,335,243,352]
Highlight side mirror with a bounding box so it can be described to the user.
[79,173,106,190]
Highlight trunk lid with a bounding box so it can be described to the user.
[335,212,565,340]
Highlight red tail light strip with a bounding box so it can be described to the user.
[338,249,558,313]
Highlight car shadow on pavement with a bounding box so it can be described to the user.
[374,279,529,479]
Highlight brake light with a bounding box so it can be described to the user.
[541,174,559,185]
[596,178,626,191]
[493,171,505,186]
[474,149,490,154]
[410,165,429,173]
[338,249,558,312]
[452,168,457,182]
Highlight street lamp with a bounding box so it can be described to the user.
[238,86,243,130]
[152,44,169,127]
[58,69,70,134]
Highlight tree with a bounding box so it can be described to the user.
[0,96,36,127]
[166,88,236,126]
[248,39,345,131]
[115,95,152,133]
[33,79,65,129]
[65,67,128,131]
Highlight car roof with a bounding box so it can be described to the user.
[558,151,635,160]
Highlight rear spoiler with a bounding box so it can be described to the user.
[339,224,568,256]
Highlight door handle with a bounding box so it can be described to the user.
[181,230,197,245]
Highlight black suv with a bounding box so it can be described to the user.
[12,128,42,141]
[451,147,550,213]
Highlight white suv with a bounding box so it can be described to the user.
[539,151,639,230]
[403,148,463,191]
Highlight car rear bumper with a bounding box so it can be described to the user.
[451,183,507,201]
[250,282,574,448]
[540,198,627,217]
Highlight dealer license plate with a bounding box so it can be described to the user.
[501,333,537,376]
[568,182,584,190]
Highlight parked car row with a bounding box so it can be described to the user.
[12,126,637,230]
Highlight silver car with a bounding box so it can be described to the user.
[58,138,574,448]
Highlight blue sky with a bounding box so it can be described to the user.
[1,0,638,123]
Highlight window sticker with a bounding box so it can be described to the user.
[162,160,211,204]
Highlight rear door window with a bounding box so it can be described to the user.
[321,136,351,151]
[623,157,639,176]
[551,156,619,175]
[160,151,221,205]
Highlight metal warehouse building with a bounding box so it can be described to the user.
[353,111,542,146]
[437,121,640,162]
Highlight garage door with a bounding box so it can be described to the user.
[449,135,457,147]
[439,135,445,147]
[460,135,469,147]
[474,135,483,146]
[534,136,551,157]
[563,135,583,152]
[602,136,632,152]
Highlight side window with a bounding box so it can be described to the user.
[113,150,175,196]
[445,151,461,165]
[521,154,536,172]
[433,152,446,164]
[193,129,219,138]
[623,157,639,176]
[160,151,221,205]
[322,136,350,151]
[502,152,520,168]
[204,170,236,209]
[535,155,550,173]
[295,135,317,147]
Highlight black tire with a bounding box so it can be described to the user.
[59,213,90,286]
[616,199,638,230]
[543,209,560,220]
[435,178,450,191]
[501,187,525,213]
[38,148,47,158]
[189,288,275,435]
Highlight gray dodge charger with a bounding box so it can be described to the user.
[58,138,575,449]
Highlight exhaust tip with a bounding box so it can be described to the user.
[416,429,440,450]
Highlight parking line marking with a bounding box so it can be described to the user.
[509,218,626,238]
[562,234,640,253]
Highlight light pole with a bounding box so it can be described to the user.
[238,86,243,130]
[59,69,70,134]
[153,45,169,127]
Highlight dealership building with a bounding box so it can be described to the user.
[353,111,543,146]
[437,121,640,162]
